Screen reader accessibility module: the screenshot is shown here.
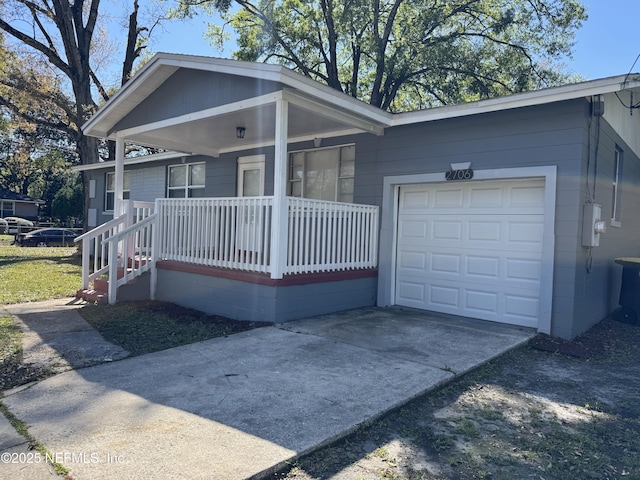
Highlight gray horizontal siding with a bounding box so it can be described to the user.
[570,116,640,338]
[354,99,596,339]
[115,70,282,132]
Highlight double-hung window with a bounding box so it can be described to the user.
[611,146,623,227]
[168,162,206,198]
[288,145,355,203]
[105,171,130,212]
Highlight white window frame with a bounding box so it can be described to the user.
[167,162,206,198]
[237,155,265,196]
[105,171,130,212]
[288,144,355,203]
[611,146,623,228]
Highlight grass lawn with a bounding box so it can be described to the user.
[79,301,270,356]
[0,234,81,304]
[0,234,269,386]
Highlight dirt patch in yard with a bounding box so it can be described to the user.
[273,315,640,480]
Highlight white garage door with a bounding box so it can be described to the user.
[395,179,545,328]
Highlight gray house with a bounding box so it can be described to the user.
[76,53,640,340]
[0,187,41,221]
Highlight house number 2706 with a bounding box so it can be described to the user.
[445,168,474,181]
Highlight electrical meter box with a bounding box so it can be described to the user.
[582,203,606,247]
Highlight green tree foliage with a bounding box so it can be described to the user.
[0,0,157,165]
[175,0,586,111]
[0,38,80,221]
[0,1,164,226]
[52,174,83,223]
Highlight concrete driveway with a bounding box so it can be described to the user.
[1,300,534,479]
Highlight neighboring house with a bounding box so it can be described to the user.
[75,53,640,340]
[0,187,40,221]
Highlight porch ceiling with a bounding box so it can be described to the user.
[114,90,386,157]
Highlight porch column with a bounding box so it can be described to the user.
[270,98,289,279]
[114,136,126,217]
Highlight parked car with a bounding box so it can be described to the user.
[4,216,34,234]
[0,218,8,234]
[15,228,79,247]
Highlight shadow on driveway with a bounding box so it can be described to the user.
[1,300,534,480]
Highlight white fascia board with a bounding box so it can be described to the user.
[82,59,178,137]
[154,53,286,82]
[278,70,393,126]
[71,151,196,172]
[393,74,640,127]
[114,91,284,139]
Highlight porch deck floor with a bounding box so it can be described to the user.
[2,303,534,480]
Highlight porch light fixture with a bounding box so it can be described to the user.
[236,126,246,139]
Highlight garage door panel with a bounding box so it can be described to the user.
[399,220,428,239]
[507,222,544,244]
[400,189,430,209]
[466,255,500,279]
[396,179,545,328]
[434,188,464,208]
[429,284,460,308]
[398,277,540,327]
[399,215,544,247]
[506,258,542,282]
[431,253,461,274]
[400,182,545,214]
[396,281,425,302]
[432,221,463,240]
[468,186,503,207]
[466,289,499,314]
[468,221,501,241]
[397,251,427,270]
[396,248,542,287]
[509,185,545,207]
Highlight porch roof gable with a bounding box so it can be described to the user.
[82,53,392,145]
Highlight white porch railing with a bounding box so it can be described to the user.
[286,198,379,274]
[155,196,379,276]
[156,197,273,273]
[75,200,155,291]
[78,196,379,303]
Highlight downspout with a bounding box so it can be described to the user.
[270,98,289,279]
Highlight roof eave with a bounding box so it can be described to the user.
[392,74,640,126]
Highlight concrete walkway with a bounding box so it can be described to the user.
[1,300,534,480]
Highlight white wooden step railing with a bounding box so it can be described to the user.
[75,200,155,296]
[105,213,156,303]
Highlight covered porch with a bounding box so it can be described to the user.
[76,54,387,318]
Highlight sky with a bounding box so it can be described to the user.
[148,0,640,81]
